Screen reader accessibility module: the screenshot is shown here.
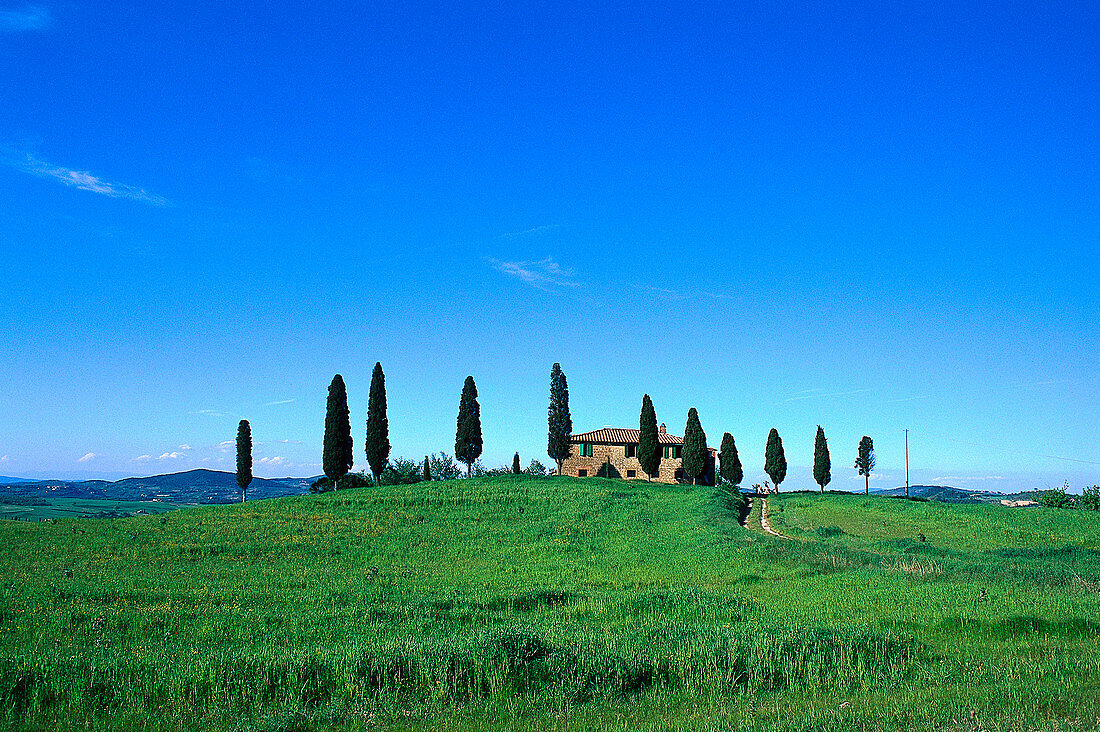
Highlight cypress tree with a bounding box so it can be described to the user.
[682,408,708,485]
[547,363,572,475]
[365,362,391,486]
[855,436,875,495]
[236,419,252,502]
[512,452,522,474]
[764,428,787,493]
[423,455,431,482]
[638,394,660,480]
[718,432,742,487]
[323,374,353,486]
[813,426,832,492]
[455,376,483,477]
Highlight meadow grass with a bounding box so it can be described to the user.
[1,477,1098,730]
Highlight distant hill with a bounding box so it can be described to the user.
[0,469,319,504]
[0,476,34,484]
[872,484,1029,504]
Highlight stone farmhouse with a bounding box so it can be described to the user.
[561,424,716,484]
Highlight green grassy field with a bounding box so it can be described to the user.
[0,497,187,522]
[1,476,1098,730]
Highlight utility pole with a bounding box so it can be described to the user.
[904,428,909,499]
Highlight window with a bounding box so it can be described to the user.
[625,444,636,458]
[675,469,684,480]
[579,442,593,457]
[577,469,588,477]
[663,445,683,459]
[626,470,636,478]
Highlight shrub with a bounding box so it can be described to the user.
[428,452,464,481]
[525,459,550,476]
[1081,485,1100,511]
[380,458,422,485]
[1037,482,1076,509]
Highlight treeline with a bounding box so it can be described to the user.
[229,361,883,501]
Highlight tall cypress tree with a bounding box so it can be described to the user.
[423,455,431,482]
[547,363,572,476]
[236,419,252,503]
[512,452,522,474]
[764,428,787,493]
[638,394,660,480]
[455,376,483,477]
[323,374,353,486]
[855,435,875,495]
[365,362,390,486]
[682,408,708,485]
[718,432,743,487]
[813,426,832,492]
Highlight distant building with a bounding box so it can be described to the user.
[560,423,716,484]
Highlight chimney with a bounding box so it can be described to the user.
[659,423,666,434]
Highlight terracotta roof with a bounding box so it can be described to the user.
[570,428,683,445]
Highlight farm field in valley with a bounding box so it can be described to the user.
[0,498,187,522]
[2,475,1098,730]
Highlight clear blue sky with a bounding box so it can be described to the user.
[1,1,1097,493]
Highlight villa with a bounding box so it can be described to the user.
[561,424,716,484]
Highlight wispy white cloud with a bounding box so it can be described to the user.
[784,388,871,403]
[266,398,295,406]
[0,455,10,463]
[0,5,50,31]
[9,153,166,204]
[258,456,288,466]
[933,475,1006,483]
[157,451,184,460]
[77,452,96,463]
[193,409,227,418]
[631,284,728,301]
[133,455,153,462]
[178,444,192,451]
[214,440,234,452]
[498,224,559,239]
[488,256,579,289]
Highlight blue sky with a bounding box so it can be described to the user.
[1,1,1097,493]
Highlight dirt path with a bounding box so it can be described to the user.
[758,497,792,540]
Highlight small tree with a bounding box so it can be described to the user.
[682,408,708,485]
[365,362,391,486]
[638,394,660,480]
[525,459,549,476]
[764,428,787,493]
[423,456,431,482]
[455,376,483,477]
[1082,485,1100,511]
[323,374,353,486]
[512,452,522,474]
[813,426,832,492]
[236,419,252,503]
[855,436,875,495]
[718,432,742,487]
[1038,481,1075,509]
[429,452,463,481]
[547,363,573,475]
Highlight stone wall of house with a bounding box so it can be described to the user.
[560,442,683,483]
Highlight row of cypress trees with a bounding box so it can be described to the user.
[321,367,488,489]
[312,361,876,495]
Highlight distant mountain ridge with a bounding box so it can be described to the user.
[872,484,1037,504]
[0,469,320,504]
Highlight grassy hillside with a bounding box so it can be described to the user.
[1,477,1098,730]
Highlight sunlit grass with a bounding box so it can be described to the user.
[2,477,1099,730]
